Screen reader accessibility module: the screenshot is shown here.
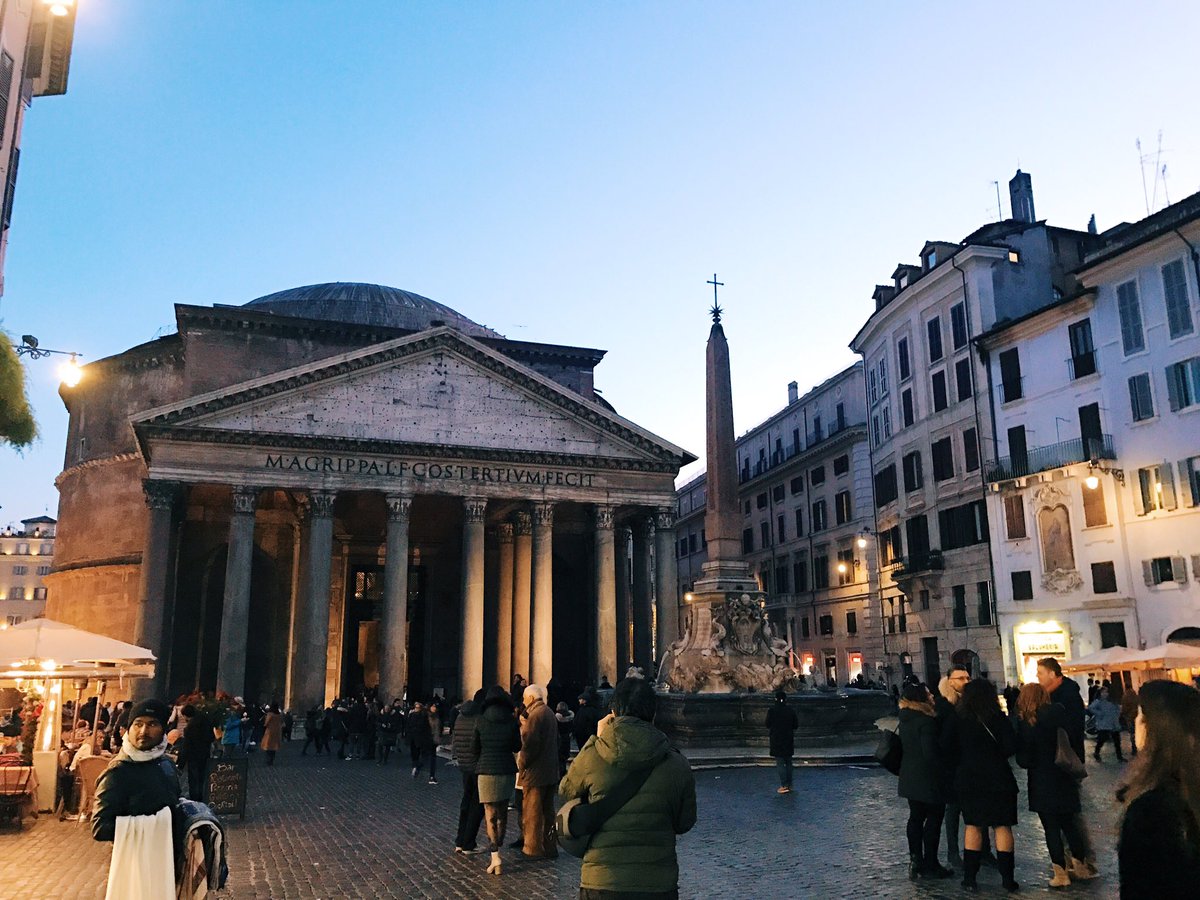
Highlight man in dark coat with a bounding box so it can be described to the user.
[518,684,559,859]
[573,689,603,750]
[451,689,486,854]
[175,704,213,801]
[765,689,799,794]
[1037,657,1098,881]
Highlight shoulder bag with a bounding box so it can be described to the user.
[874,728,903,775]
[556,760,659,858]
[1054,727,1088,780]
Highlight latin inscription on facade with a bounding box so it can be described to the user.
[265,454,596,487]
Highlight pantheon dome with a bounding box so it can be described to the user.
[241,281,501,338]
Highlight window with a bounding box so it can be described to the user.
[794,507,804,537]
[950,302,968,350]
[999,348,1023,402]
[810,466,826,486]
[742,528,754,553]
[902,452,923,492]
[1182,457,1200,507]
[772,484,785,502]
[871,412,879,446]
[835,490,853,525]
[869,369,878,404]
[800,616,810,638]
[1137,463,1177,514]
[932,437,954,481]
[793,559,808,592]
[1079,403,1104,459]
[1129,373,1155,422]
[1012,570,1034,600]
[874,464,898,507]
[777,515,786,543]
[952,585,967,627]
[1144,557,1187,586]
[819,615,834,636]
[919,589,930,610]
[837,548,854,585]
[35,565,50,576]
[756,492,768,509]
[761,521,770,548]
[790,476,804,494]
[882,406,892,439]
[927,317,944,362]
[877,358,889,397]
[882,525,902,564]
[1117,280,1145,355]
[1100,622,1128,650]
[1166,357,1200,411]
[963,428,979,472]
[938,500,989,550]
[0,53,11,150]
[12,565,27,575]
[32,587,46,600]
[901,389,914,427]
[1083,481,1107,527]
[898,337,911,381]
[1008,425,1028,474]
[792,428,801,454]
[1004,494,1026,539]
[955,358,973,401]
[1163,259,1194,338]
[977,582,992,626]
[1068,320,1096,378]
[811,500,827,532]
[775,565,789,593]
[931,370,948,412]
[847,611,858,635]
[1092,561,1118,594]
[813,555,830,589]
[906,515,931,563]
[743,499,751,514]
[833,454,849,477]
[836,402,846,431]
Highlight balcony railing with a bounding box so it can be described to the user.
[894,550,944,576]
[1000,377,1024,404]
[985,433,1115,482]
[1068,351,1097,380]
[738,420,861,484]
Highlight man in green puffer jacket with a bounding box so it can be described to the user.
[559,678,697,899]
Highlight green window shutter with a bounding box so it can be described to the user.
[1166,364,1183,412]
[1179,459,1197,508]
[1161,461,1178,510]
[1192,555,1200,582]
[1142,560,1154,585]
[1172,556,1189,585]
[1134,470,1149,515]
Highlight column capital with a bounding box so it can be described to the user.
[594,504,615,530]
[634,514,656,538]
[655,508,676,530]
[142,479,180,510]
[309,489,336,519]
[385,494,412,522]
[514,510,533,536]
[463,497,488,523]
[533,502,555,528]
[497,521,515,543]
[230,485,260,515]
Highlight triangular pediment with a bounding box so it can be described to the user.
[133,328,691,469]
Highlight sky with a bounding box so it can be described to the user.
[1,0,1198,525]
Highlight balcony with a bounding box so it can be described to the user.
[894,551,945,577]
[1068,351,1097,380]
[985,433,1115,483]
[738,420,861,484]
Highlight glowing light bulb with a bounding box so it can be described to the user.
[40,659,57,672]
[837,562,848,574]
[58,354,82,387]
[857,536,868,549]
[1085,475,1100,490]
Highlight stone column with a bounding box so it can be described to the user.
[495,522,515,689]
[632,516,654,673]
[654,507,680,662]
[615,525,632,674]
[133,480,179,701]
[530,502,555,686]
[293,490,335,712]
[461,497,488,698]
[379,493,411,703]
[511,511,533,683]
[216,486,259,699]
[593,505,617,687]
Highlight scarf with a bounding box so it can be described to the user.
[121,732,168,762]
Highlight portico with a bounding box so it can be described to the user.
[123,325,690,709]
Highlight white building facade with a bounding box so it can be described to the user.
[0,515,55,626]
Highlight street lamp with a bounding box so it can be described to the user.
[44,0,74,17]
[13,335,84,387]
[1085,458,1125,489]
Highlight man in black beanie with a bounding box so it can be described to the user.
[92,697,181,843]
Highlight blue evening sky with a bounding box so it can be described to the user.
[2,1,1198,524]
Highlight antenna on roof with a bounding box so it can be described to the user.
[1136,138,1150,216]
[1150,131,1165,212]
[992,181,1003,221]
[1162,164,1171,207]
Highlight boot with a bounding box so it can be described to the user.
[961,849,981,892]
[997,850,1020,892]
[486,851,502,875]
[909,852,923,881]
[1049,864,1071,888]
[924,860,954,879]
[1068,855,1099,881]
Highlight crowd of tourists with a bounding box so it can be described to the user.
[888,656,1200,896]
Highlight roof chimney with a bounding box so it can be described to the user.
[787,381,799,404]
[1009,170,1035,224]
[1087,214,1097,235]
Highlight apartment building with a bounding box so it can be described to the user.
[0,515,55,626]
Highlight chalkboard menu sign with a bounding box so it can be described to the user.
[207,757,248,819]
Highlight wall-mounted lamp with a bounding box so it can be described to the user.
[1085,458,1125,489]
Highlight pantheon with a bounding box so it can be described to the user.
[45,284,693,710]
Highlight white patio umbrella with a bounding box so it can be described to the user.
[1059,645,1141,674]
[0,618,155,679]
[1124,642,1200,670]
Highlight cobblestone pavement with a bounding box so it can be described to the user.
[0,743,1125,899]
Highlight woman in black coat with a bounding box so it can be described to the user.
[1118,680,1200,899]
[897,684,952,880]
[941,679,1019,892]
[1015,682,1085,888]
[473,686,522,875]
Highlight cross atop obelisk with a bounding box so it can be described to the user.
[707,273,724,323]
